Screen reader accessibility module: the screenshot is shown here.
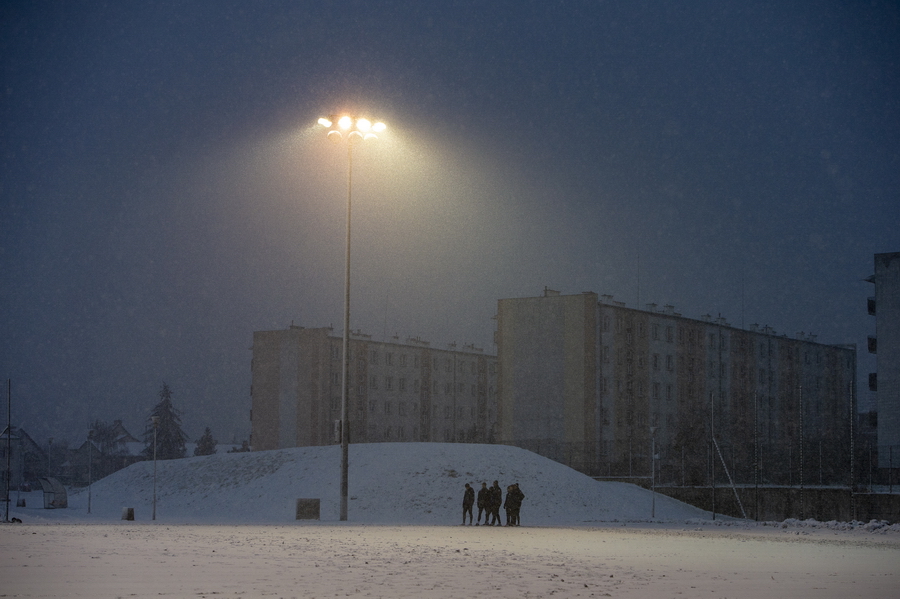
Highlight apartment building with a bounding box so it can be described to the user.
[250,326,498,451]
[497,289,857,485]
[868,251,900,468]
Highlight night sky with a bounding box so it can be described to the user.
[2,1,898,447]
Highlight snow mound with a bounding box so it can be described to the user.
[47,443,713,524]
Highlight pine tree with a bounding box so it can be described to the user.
[194,427,217,456]
[143,382,188,460]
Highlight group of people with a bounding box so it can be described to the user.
[462,481,525,526]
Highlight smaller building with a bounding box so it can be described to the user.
[867,252,900,469]
[0,426,47,491]
[251,326,499,451]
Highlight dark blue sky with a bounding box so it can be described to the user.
[2,1,898,446]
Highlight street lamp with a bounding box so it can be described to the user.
[151,415,159,521]
[87,429,94,514]
[318,114,386,521]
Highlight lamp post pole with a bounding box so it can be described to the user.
[318,115,385,521]
[87,429,94,514]
[152,415,159,521]
[650,426,657,519]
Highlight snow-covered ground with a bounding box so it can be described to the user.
[2,443,898,598]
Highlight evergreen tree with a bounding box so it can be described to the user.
[143,382,188,460]
[194,427,217,456]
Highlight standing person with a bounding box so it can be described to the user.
[508,483,525,526]
[503,485,515,525]
[462,483,475,525]
[475,482,490,525]
[489,480,503,526]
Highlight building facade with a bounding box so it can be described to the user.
[251,326,498,451]
[497,289,857,486]
[868,251,900,468]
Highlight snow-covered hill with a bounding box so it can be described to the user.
[29,443,714,524]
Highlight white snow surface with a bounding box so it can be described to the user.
[3,443,899,598]
[39,442,715,524]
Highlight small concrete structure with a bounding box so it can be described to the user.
[295,498,320,520]
[121,507,135,520]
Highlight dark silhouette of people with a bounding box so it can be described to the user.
[504,483,525,526]
[462,483,475,525]
[489,480,503,525]
[475,482,490,525]
[504,485,515,525]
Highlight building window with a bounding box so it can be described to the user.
[331,345,340,360]
[369,401,376,413]
[666,384,673,401]
[444,406,452,419]
[332,372,340,385]
[602,315,611,332]
[652,324,660,340]
[386,376,394,391]
[652,354,660,370]
[445,382,452,395]
[399,378,406,392]
[603,346,610,363]
[371,351,379,365]
[709,333,716,349]
[666,355,674,371]
[384,427,392,440]
[387,352,393,366]
[653,382,660,400]
[384,401,392,414]
[370,375,378,389]
[399,354,407,367]
[471,384,477,396]
[399,402,407,416]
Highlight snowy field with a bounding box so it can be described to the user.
[2,443,898,598]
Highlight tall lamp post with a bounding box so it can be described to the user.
[317,114,385,521]
[151,415,159,521]
[87,429,94,514]
[650,426,657,519]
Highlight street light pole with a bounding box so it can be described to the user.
[318,115,385,521]
[87,429,94,514]
[650,426,657,519]
[152,415,159,521]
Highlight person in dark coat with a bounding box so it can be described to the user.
[475,482,490,525]
[462,483,475,525]
[489,480,503,525]
[503,485,515,525]
[506,483,525,526]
